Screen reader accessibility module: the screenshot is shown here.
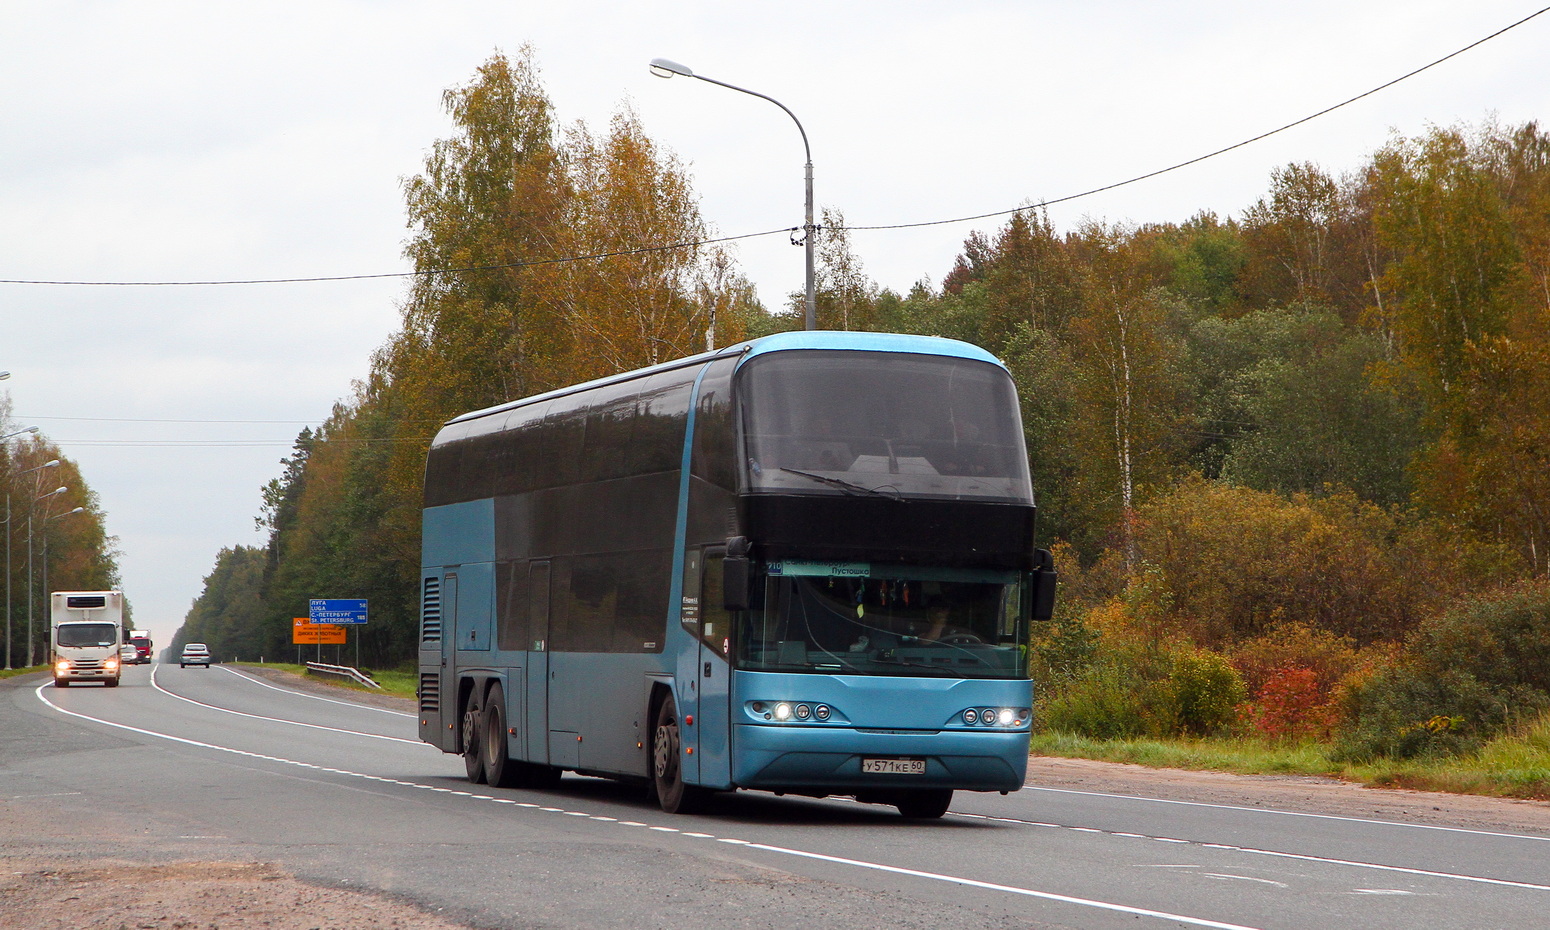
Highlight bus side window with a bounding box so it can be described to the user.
[496,560,528,651]
[701,552,731,656]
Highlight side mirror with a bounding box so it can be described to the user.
[722,536,751,611]
[1030,548,1058,622]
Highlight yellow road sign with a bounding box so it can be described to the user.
[293,618,347,644]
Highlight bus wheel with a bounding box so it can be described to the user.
[461,693,486,784]
[482,683,532,789]
[652,696,704,814]
[896,789,953,819]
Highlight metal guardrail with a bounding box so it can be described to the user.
[304,661,381,689]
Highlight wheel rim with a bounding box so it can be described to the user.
[654,720,678,782]
[462,706,480,756]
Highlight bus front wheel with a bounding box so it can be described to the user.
[896,788,953,819]
[461,693,486,784]
[652,695,705,814]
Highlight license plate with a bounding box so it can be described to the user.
[861,757,926,775]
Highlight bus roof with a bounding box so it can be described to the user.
[445,331,1004,428]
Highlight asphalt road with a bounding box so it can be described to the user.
[5,662,1550,929]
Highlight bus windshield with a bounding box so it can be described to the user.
[739,350,1032,504]
[737,563,1028,679]
[57,623,120,648]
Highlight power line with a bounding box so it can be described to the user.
[0,228,791,287]
[846,3,1550,232]
[0,5,1543,289]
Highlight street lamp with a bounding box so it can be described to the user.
[39,507,87,634]
[650,57,817,332]
[2,426,38,442]
[4,457,58,670]
[26,485,67,667]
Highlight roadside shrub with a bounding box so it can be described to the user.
[1249,666,1334,740]
[1129,477,1521,647]
[1037,633,1244,739]
[1230,620,1374,740]
[1164,647,1247,736]
[1334,580,1550,761]
[1028,611,1100,684]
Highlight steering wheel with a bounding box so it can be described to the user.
[940,632,982,645]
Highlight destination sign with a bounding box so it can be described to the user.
[309,599,368,624]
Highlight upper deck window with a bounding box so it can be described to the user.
[739,350,1032,504]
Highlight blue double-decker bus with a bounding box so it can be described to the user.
[417,331,1056,817]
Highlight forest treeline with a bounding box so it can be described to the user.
[0,405,122,667]
[179,48,1550,760]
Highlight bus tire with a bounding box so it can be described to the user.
[652,695,704,814]
[482,683,535,789]
[461,692,486,784]
[896,788,952,819]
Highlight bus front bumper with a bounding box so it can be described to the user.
[731,723,1028,793]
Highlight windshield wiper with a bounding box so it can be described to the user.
[778,467,903,501]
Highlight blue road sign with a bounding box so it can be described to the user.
[309,599,368,624]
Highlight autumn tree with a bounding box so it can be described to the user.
[1372,121,1550,571]
[1061,223,1193,568]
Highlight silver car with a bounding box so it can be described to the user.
[180,643,212,668]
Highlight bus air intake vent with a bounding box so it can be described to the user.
[420,577,442,644]
[418,673,440,713]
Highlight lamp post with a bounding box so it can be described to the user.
[39,507,86,635]
[3,453,55,670]
[27,485,67,667]
[650,57,817,332]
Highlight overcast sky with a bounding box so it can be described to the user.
[2,1,1545,653]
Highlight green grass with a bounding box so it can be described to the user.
[231,661,418,701]
[1030,719,1550,801]
[0,664,46,681]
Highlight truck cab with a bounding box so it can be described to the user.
[51,591,125,688]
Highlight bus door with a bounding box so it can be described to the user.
[696,549,734,788]
[677,548,733,787]
[525,561,551,765]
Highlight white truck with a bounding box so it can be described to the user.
[51,590,125,687]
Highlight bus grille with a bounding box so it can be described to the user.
[420,577,442,644]
[418,673,440,713]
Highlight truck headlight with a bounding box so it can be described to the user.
[105,657,119,670]
[55,660,70,673]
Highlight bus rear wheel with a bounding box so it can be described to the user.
[895,788,953,819]
[652,695,705,814]
[482,683,539,789]
[461,693,486,784]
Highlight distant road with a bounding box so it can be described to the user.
[4,663,1550,929]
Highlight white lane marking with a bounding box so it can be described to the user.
[1203,874,1289,888]
[219,665,416,718]
[1203,841,1550,892]
[740,841,1261,930]
[5,792,83,800]
[148,665,423,746]
[1353,889,1414,896]
[959,811,1550,891]
[35,682,1265,930]
[1024,784,1550,844]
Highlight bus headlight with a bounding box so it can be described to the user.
[773,702,794,721]
[997,707,1015,726]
